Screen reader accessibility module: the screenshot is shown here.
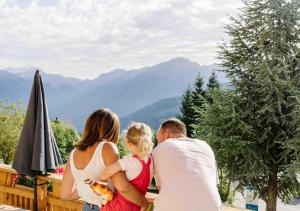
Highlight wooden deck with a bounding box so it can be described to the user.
[0,164,246,211]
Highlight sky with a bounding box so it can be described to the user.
[0,0,242,79]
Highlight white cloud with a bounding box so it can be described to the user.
[0,0,242,79]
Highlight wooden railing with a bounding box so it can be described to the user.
[0,164,156,211]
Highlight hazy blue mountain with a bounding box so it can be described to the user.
[0,68,87,113]
[90,68,146,87]
[121,97,181,130]
[2,66,38,74]
[13,68,86,86]
[0,71,32,102]
[0,58,229,130]
[58,58,225,128]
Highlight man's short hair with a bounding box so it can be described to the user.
[160,118,187,135]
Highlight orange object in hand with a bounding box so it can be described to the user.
[84,178,114,205]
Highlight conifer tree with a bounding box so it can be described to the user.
[210,1,300,210]
[178,86,195,137]
[191,74,206,128]
[207,71,220,90]
[206,71,220,104]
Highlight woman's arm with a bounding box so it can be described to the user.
[60,160,80,201]
[102,142,148,208]
[100,161,122,181]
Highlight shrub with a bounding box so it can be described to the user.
[51,120,79,163]
[0,100,24,164]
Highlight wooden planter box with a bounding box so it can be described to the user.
[15,184,34,191]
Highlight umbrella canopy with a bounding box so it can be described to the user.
[12,70,62,177]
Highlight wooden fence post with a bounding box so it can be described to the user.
[36,177,48,211]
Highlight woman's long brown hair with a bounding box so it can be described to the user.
[76,108,120,151]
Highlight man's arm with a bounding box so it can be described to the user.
[153,150,161,192]
[154,168,161,192]
[102,142,148,208]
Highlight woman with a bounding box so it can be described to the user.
[60,108,149,211]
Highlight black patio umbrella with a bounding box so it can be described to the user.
[12,70,62,211]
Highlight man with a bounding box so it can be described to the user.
[153,118,221,211]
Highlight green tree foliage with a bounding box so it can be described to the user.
[218,168,235,204]
[191,74,207,126]
[178,86,195,137]
[208,1,300,210]
[51,120,79,163]
[206,72,220,104]
[0,100,24,164]
[193,73,206,99]
[118,140,127,158]
[179,73,221,137]
[194,87,235,204]
[207,71,220,90]
[196,89,237,203]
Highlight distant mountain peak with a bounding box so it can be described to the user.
[95,69,127,79]
[162,57,195,65]
[2,66,39,74]
[168,57,192,63]
[150,57,201,70]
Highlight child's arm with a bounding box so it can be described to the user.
[100,161,122,181]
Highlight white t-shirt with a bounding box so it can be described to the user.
[152,138,221,211]
[118,155,154,181]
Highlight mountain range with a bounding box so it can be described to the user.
[0,58,229,130]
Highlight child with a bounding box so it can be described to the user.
[100,122,154,211]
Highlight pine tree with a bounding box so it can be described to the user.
[193,73,206,98]
[191,74,206,128]
[211,0,300,210]
[207,71,220,90]
[206,71,220,104]
[178,86,195,137]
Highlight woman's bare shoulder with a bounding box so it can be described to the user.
[102,142,119,153]
[102,142,120,165]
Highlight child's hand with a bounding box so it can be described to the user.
[95,180,108,186]
[140,202,150,211]
[99,175,107,181]
[85,179,114,205]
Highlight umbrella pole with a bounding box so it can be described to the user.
[34,174,38,211]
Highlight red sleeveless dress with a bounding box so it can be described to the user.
[102,156,152,211]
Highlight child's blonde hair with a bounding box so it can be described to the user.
[125,122,153,157]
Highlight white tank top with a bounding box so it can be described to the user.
[69,141,106,207]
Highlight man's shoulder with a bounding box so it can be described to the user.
[153,139,177,155]
[191,138,210,146]
[195,138,214,148]
[153,138,212,154]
